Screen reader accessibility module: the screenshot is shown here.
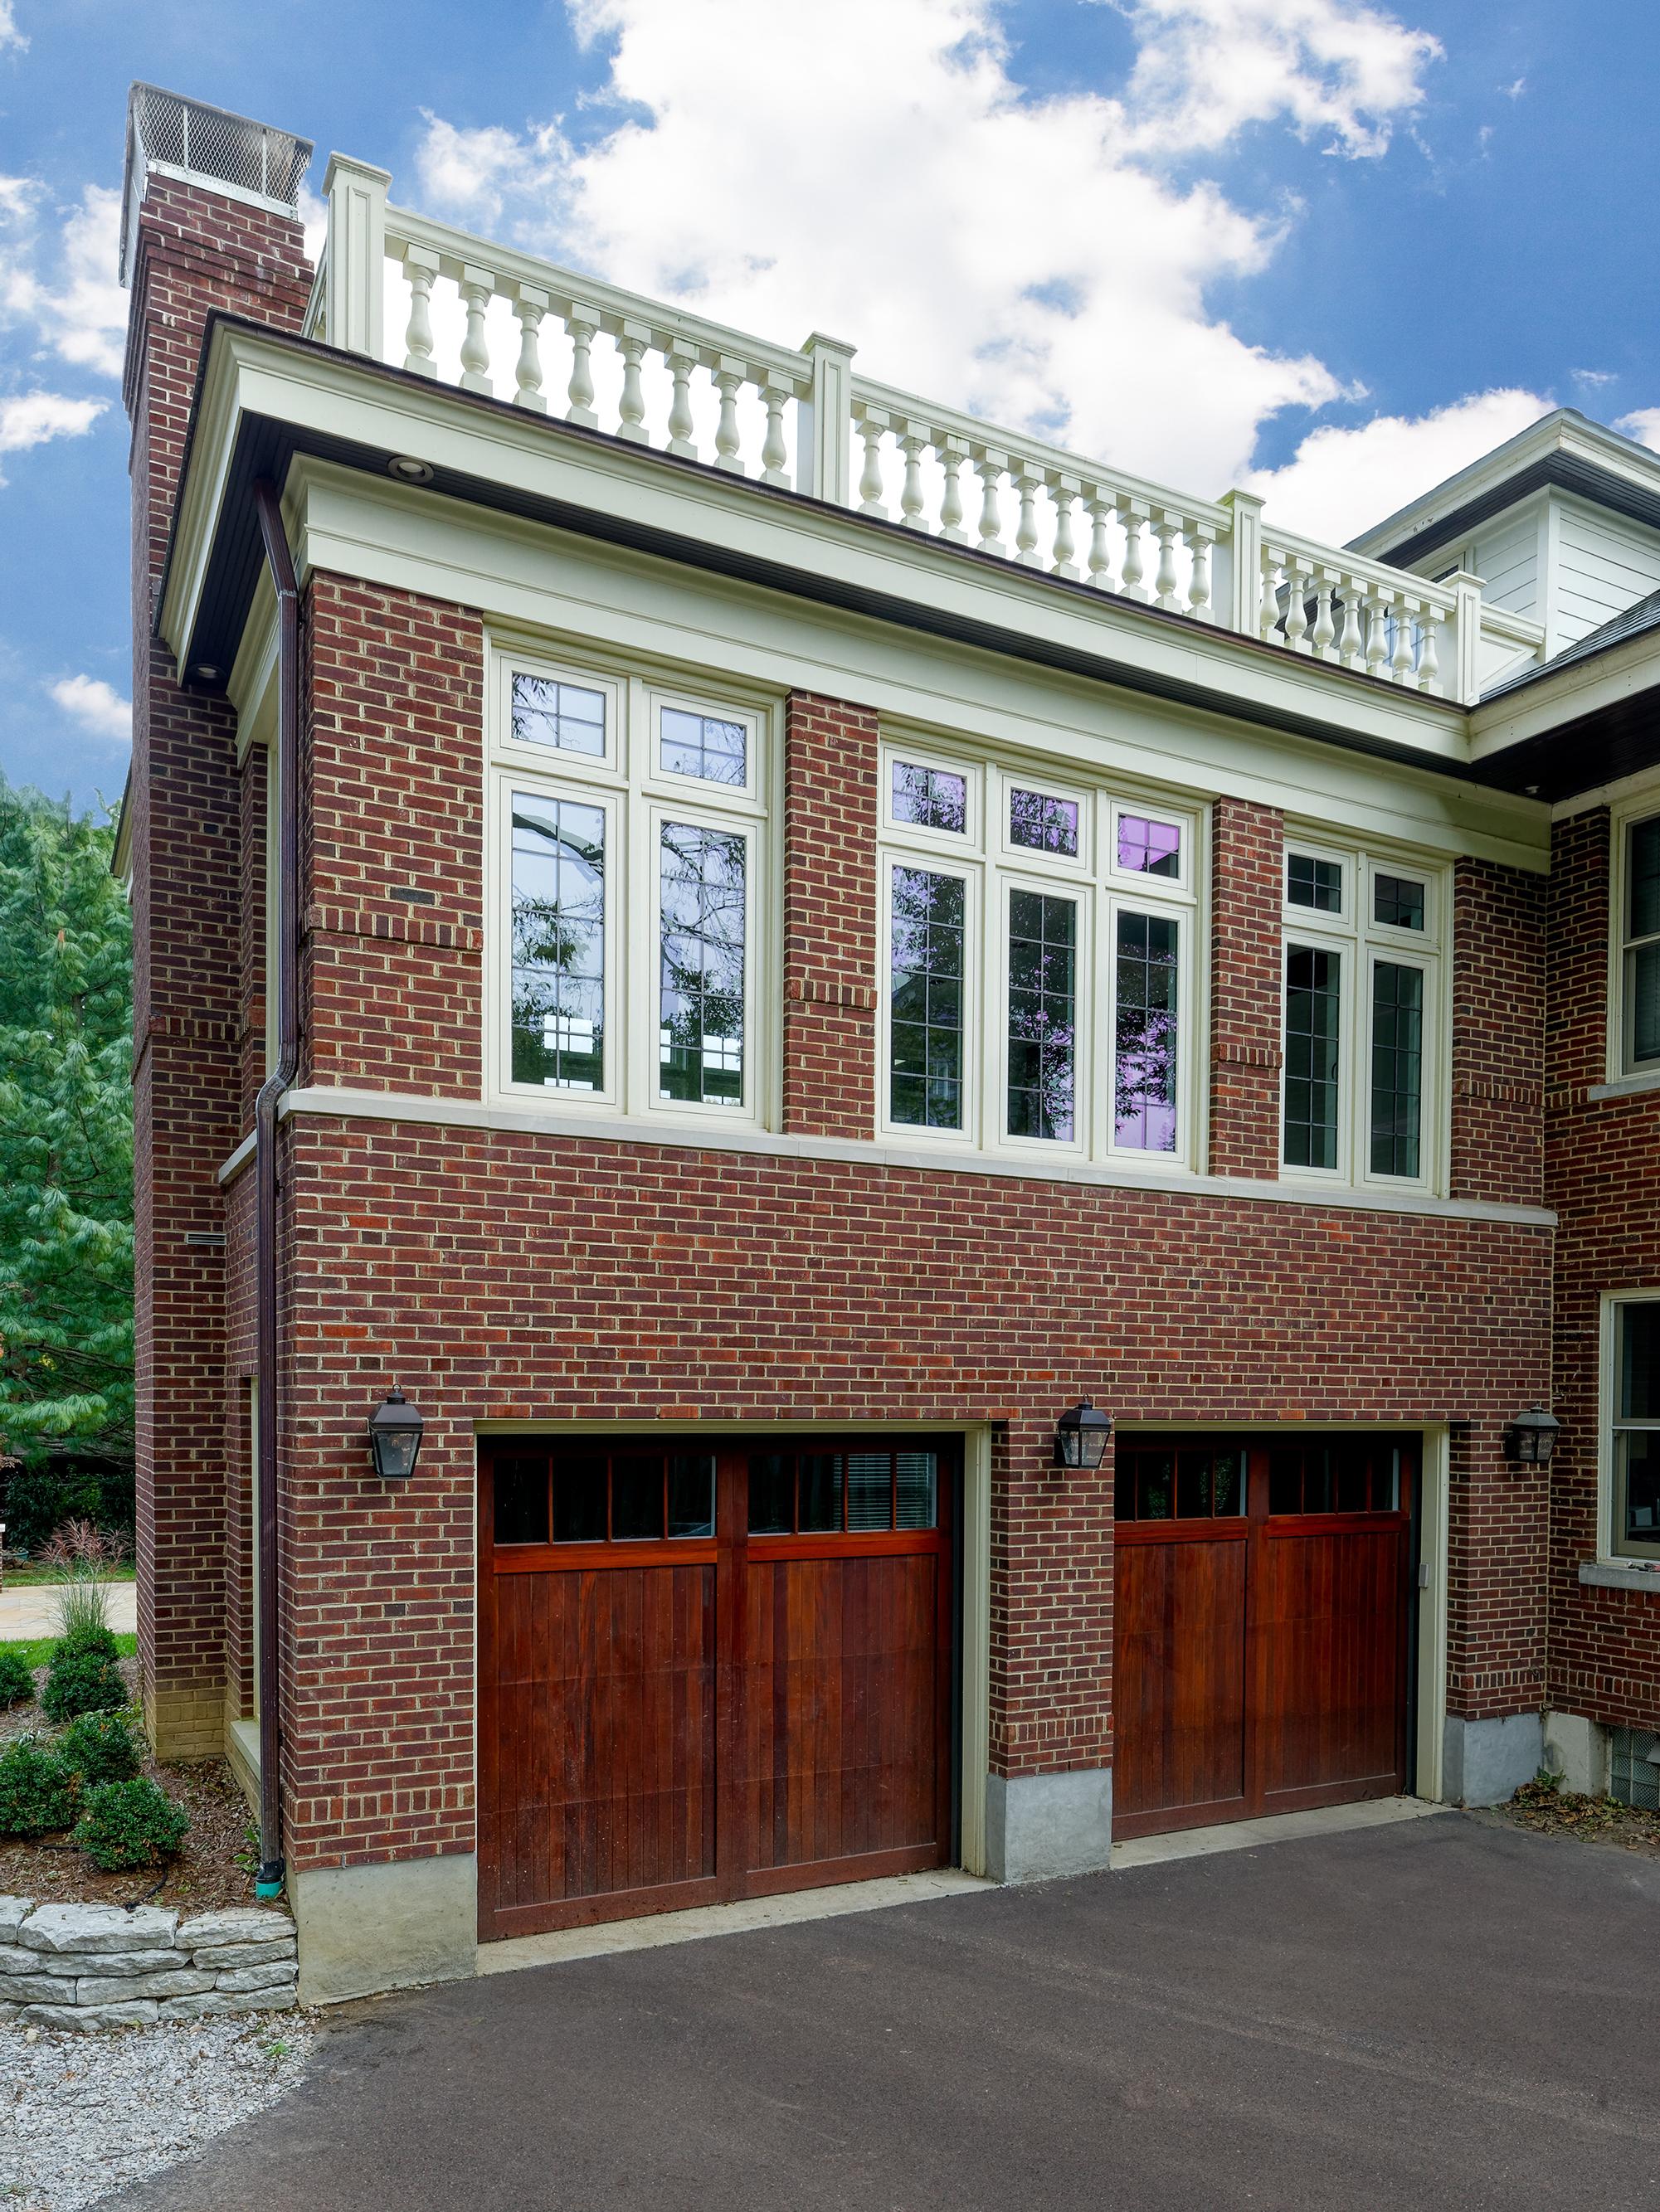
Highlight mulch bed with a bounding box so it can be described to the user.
[1487,1775,1660,1858]
[1,1655,265,1915]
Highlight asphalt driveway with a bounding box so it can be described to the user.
[104,1812,1660,2211]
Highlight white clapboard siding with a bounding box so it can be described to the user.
[1468,510,1541,620]
[1553,498,1660,646]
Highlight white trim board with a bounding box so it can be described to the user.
[216,1083,1557,1227]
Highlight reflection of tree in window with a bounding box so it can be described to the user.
[1117,814,1181,878]
[510,673,606,756]
[890,867,964,1129]
[892,761,966,833]
[661,707,746,785]
[1009,787,1078,856]
[1284,945,1340,1169]
[660,822,746,1106]
[1007,890,1076,1140]
[1370,960,1423,1176]
[1115,911,1178,1150]
[509,792,605,1091]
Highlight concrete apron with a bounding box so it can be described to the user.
[0,1582,139,1641]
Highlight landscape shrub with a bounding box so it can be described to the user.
[72,1777,189,1870]
[0,1645,33,1708]
[57,1707,142,1786]
[0,1737,78,1835]
[41,1635,127,1723]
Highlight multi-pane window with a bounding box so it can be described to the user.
[747,1446,938,1534]
[1623,812,1660,1072]
[1007,890,1078,1140]
[882,748,1195,1164]
[890,867,966,1129]
[1282,843,1443,1187]
[495,654,764,1120]
[1610,1299,1660,1561]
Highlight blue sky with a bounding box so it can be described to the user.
[1,0,1656,813]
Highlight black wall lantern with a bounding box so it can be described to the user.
[1502,1405,1560,1466]
[368,1388,425,1480]
[1054,1398,1113,1471]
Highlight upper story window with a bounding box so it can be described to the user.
[1281,840,1445,1191]
[1607,1296,1660,1562]
[1620,809,1660,1074]
[493,649,769,1123]
[880,744,1199,1169]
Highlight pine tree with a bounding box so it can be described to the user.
[0,775,134,1500]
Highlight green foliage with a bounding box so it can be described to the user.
[53,1576,112,1645]
[72,1777,188,1870]
[2,1461,134,1552]
[0,1643,34,1707]
[57,1706,142,1786]
[0,1736,78,1835]
[41,1632,127,1722]
[6,1631,134,1674]
[0,775,134,1489]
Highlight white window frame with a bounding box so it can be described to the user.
[1280,834,1447,1197]
[1600,1289,1660,1563]
[487,642,772,1129]
[1609,793,1660,1082]
[878,738,1200,1173]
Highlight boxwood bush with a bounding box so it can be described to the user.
[0,1645,33,1709]
[41,1631,127,1723]
[72,1777,189,1871]
[57,1707,142,1787]
[0,1737,78,1835]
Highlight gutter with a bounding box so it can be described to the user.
[251,478,299,1900]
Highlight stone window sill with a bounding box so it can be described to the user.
[1587,1070,1660,1102]
[1579,1558,1660,1592]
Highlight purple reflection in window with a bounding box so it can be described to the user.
[1118,814,1181,878]
[893,761,967,833]
[1009,787,1079,856]
[1114,911,1179,1152]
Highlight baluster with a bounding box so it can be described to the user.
[1184,522,1214,619]
[459,265,494,396]
[1012,464,1042,567]
[1419,605,1444,696]
[713,356,746,473]
[1049,474,1080,580]
[616,321,650,443]
[1085,490,1116,591]
[1312,567,1338,659]
[511,286,548,412]
[565,305,598,428]
[974,451,1009,556]
[898,422,928,529]
[1152,511,1181,610]
[1283,557,1312,650]
[665,343,698,459]
[402,246,440,377]
[1337,577,1365,668]
[1117,498,1149,601]
[935,435,968,542]
[761,377,791,487]
[855,408,889,517]
[1260,545,1283,639]
[1393,596,1420,687]
[1365,589,1390,679]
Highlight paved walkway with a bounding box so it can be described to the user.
[0,1579,136,1640]
[105,1812,1660,2211]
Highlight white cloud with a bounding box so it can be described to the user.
[1244,388,1555,542]
[413,0,1442,493]
[1572,367,1615,390]
[1500,75,1526,99]
[1114,0,1443,159]
[48,673,131,745]
[1617,409,1660,455]
[0,2,26,53]
[1,183,126,379]
[0,386,105,469]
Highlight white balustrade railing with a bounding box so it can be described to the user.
[303,153,1543,707]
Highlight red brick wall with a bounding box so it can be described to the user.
[781,692,879,1138]
[300,576,485,1096]
[125,171,311,1754]
[1208,798,1283,1176]
[1451,857,1546,1207]
[1546,808,1660,1730]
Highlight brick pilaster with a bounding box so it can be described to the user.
[1449,856,1545,1205]
[781,691,879,1139]
[1208,796,1283,1176]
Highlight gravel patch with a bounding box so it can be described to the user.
[0,2014,317,2210]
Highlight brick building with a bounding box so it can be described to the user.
[114,87,1660,2003]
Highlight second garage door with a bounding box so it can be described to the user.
[478,1437,956,1941]
[1113,1432,1416,1840]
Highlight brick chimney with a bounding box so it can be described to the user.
[120,86,313,1759]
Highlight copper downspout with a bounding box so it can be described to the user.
[251,478,299,1898]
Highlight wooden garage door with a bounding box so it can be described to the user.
[478,1439,955,1941]
[1113,1433,1414,1841]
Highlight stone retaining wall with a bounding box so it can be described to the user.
[0,1899,298,2030]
